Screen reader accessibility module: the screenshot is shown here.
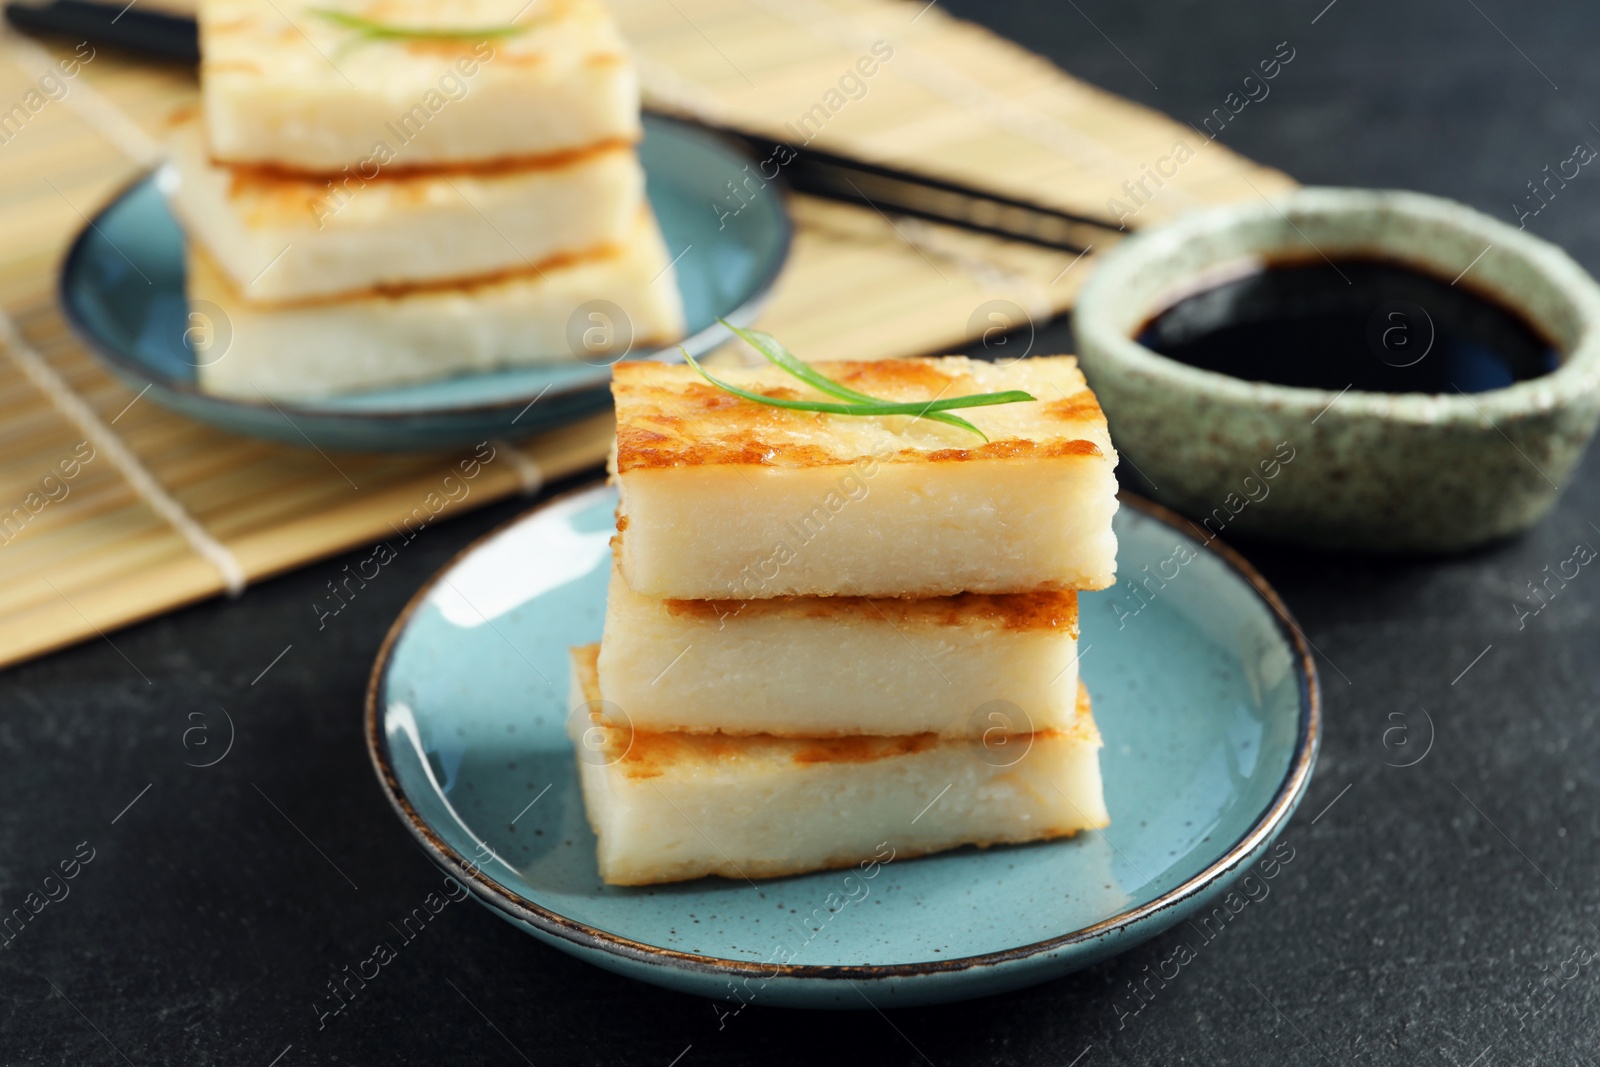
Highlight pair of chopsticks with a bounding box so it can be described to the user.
[2,0,1125,255]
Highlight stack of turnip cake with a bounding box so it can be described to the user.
[163,0,683,400]
[570,347,1120,886]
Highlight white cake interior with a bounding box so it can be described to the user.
[612,356,1119,598]
[568,645,1109,886]
[597,562,1082,737]
[199,0,641,170]
[164,120,644,302]
[188,212,685,400]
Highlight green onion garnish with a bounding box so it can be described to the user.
[679,320,1036,442]
[309,7,532,43]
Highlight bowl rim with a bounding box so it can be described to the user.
[362,480,1322,986]
[1072,185,1600,425]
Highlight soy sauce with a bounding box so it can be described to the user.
[1135,257,1560,394]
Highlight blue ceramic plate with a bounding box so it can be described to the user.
[59,115,791,452]
[365,485,1320,1007]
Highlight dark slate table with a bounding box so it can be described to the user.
[5,1,1598,1062]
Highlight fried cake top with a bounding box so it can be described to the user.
[611,355,1114,472]
[200,0,630,97]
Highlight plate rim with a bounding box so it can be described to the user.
[363,480,1321,982]
[57,113,795,425]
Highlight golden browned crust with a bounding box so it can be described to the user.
[920,439,1103,462]
[610,357,1109,471]
[618,723,1102,778]
[662,588,1079,635]
[623,731,950,776]
[213,137,637,184]
[188,238,633,308]
[790,734,942,765]
[572,645,1099,778]
[165,104,202,129]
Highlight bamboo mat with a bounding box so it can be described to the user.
[0,0,1293,670]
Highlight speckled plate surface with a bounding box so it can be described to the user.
[365,483,1319,1008]
[59,115,791,452]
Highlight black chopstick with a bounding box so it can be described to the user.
[4,0,198,63]
[3,0,1124,253]
[701,127,1120,254]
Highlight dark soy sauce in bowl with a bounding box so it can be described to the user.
[1135,257,1561,394]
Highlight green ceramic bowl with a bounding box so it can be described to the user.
[1073,187,1600,552]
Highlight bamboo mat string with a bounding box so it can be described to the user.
[0,312,248,595]
[491,437,546,494]
[3,30,241,592]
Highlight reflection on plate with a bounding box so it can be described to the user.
[365,485,1320,1008]
[60,115,792,452]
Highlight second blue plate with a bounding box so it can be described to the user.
[59,115,792,452]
